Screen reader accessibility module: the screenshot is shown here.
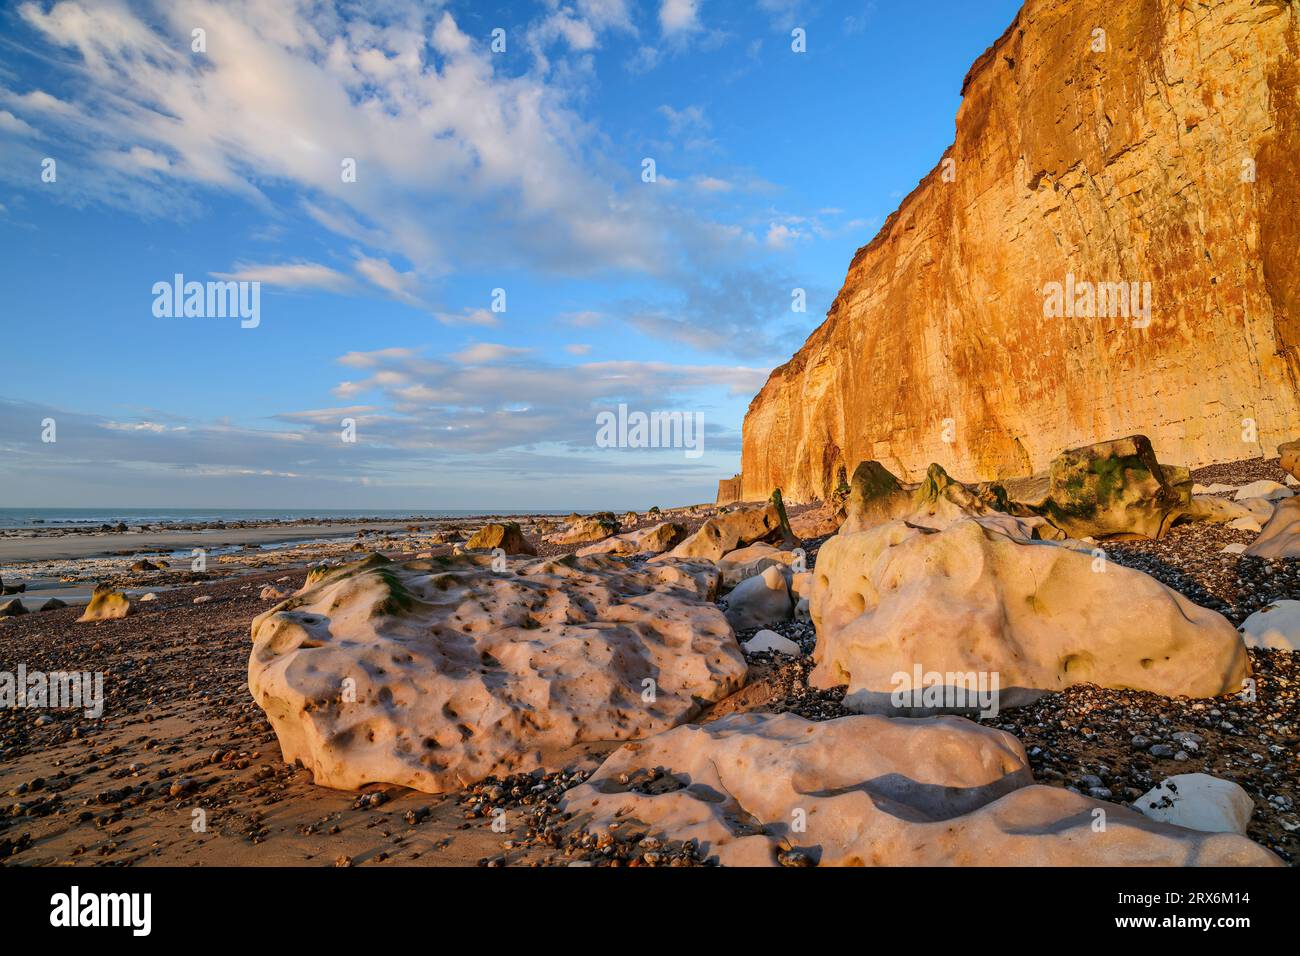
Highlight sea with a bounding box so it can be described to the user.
[0,508,563,530]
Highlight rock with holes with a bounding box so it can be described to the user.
[1134,774,1255,835]
[809,519,1249,714]
[544,514,619,545]
[248,552,745,793]
[651,503,785,564]
[559,713,1279,866]
[576,522,687,558]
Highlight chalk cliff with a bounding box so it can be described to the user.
[741,0,1300,502]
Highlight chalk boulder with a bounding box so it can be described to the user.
[840,461,1004,535]
[1240,600,1300,651]
[724,564,792,631]
[809,520,1250,714]
[1134,774,1255,835]
[1234,480,1293,502]
[1041,436,1191,540]
[717,543,801,588]
[545,514,619,545]
[249,553,745,793]
[559,713,1278,866]
[652,503,785,564]
[742,629,801,656]
[1245,498,1300,559]
[576,522,687,558]
[1280,440,1300,482]
[464,522,535,555]
[77,584,131,622]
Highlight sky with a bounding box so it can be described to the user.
[0,0,1023,511]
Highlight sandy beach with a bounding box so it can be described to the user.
[0,520,422,565]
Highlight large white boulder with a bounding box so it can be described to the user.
[559,713,1279,866]
[1134,774,1255,835]
[809,520,1250,714]
[1245,498,1300,559]
[1240,600,1300,651]
[724,564,792,630]
[249,553,746,793]
[717,543,800,588]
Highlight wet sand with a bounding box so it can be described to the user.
[0,520,426,565]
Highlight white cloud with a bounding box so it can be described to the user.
[211,261,353,291]
[0,111,36,137]
[434,307,501,327]
[660,0,701,36]
[430,11,472,56]
[304,347,765,455]
[764,222,806,249]
[694,176,733,192]
[565,343,592,355]
[534,12,598,52]
[658,103,708,136]
[577,0,636,33]
[353,255,424,307]
[338,347,422,369]
[3,1,733,282]
[450,343,534,364]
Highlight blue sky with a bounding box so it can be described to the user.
[0,0,1022,510]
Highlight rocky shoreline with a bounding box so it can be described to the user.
[1,451,1298,867]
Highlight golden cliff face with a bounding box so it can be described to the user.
[742,0,1300,503]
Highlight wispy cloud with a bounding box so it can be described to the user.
[450,343,534,364]
[1,1,747,288]
[211,261,353,292]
